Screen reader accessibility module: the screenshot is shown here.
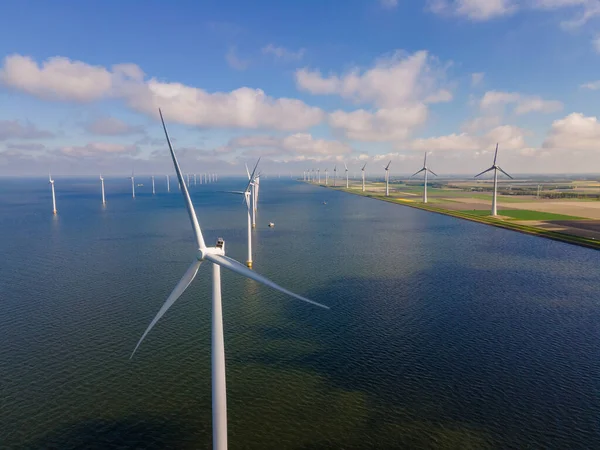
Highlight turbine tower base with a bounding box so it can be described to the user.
[246,261,253,269]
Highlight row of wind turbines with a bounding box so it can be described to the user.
[130,109,328,450]
[306,145,512,217]
[46,171,220,214]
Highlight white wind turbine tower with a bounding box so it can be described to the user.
[333,166,337,187]
[152,175,156,195]
[231,159,261,268]
[325,168,328,186]
[344,163,349,188]
[318,169,321,184]
[361,163,367,192]
[475,143,513,216]
[130,171,136,199]
[49,173,57,214]
[166,174,170,192]
[100,174,106,205]
[131,110,329,450]
[412,152,437,204]
[384,161,391,197]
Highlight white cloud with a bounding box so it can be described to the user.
[581,80,600,89]
[0,120,54,140]
[471,72,485,86]
[60,142,139,157]
[296,50,448,108]
[532,0,600,28]
[225,46,250,71]
[428,0,517,20]
[262,44,306,61]
[461,115,502,133]
[84,117,144,136]
[542,112,600,150]
[480,90,563,115]
[329,104,428,141]
[425,89,453,103]
[0,55,114,102]
[380,0,399,9]
[225,133,353,161]
[1,54,323,132]
[409,124,527,152]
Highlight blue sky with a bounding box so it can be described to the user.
[1,0,600,175]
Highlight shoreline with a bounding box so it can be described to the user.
[313,183,600,251]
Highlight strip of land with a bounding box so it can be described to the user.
[311,180,600,251]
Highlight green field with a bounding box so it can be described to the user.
[462,209,586,221]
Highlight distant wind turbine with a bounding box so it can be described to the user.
[412,152,437,204]
[152,175,156,195]
[325,168,328,186]
[100,174,106,205]
[318,169,321,184]
[361,163,367,192]
[344,163,349,188]
[49,173,57,214]
[131,171,136,199]
[167,174,170,192]
[333,166,337,187]
[384,161,391,197]
[131,110,329,450]
[475,143,513,216]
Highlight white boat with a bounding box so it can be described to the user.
[268,222,275,228]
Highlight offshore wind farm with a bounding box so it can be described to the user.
[3,0,600,449]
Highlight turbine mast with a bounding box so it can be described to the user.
[212,261,228,450]
[100,174,106,205]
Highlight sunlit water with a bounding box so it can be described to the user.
[1,177,600,449]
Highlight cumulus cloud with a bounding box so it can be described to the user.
[84,117,145,136]
[225,46,250,71]
[427,0,517,20]
[262,44,306,61]
[409,124,527,152]
[471,72,485,86]
[542,112,600,150]
[0,54,324,132]
[296,50,449,108]
[0,120,54,140]
[461,115,502,133]
[480,90,563,115]
[221,133,353,162]
[380,0,399,9]
[329,104,428,141]
[60,142,138,157]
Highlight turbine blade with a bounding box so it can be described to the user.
[493,143,498,165]
[159,109,206,250]
[385,160,391,170]
[244,158,261,193]
[130,260,202,358]
[428,169,438,176]
[474,167,494,178]
[245,163,251,180]
[204,253,329,310]
[411,168,426,177]
[497,166,513,179]
[344,162,348,171]
[424,152,427,166]
[362,162,367,171]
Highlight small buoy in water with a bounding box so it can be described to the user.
[322,201,327,205]
[268,222,275,228]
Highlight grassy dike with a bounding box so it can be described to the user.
[312,183,600,251]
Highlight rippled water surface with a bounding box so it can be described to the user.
[1,177,600,449]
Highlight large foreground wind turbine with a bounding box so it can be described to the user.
[49,174,57,214]
[131,110,328,450]
[475,143,513,216]
[384,161,391,197]
[361,163,367,192]
[412,152,437,204]
[100,174,106,205]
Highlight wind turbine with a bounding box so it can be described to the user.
[361,163,367,192]
[344,163,349,188]
[100,174,106,205]
[333,166,337,187]
[231,159,261,268]
[167,174,170,192]
[130,171,136,199]
[325,168,328,186]
[49,173,57,214]
[475,143,513,216]
[318,169,321,184]
[384,161,391,197]
[131,110,329,450]
[412,152,437,204]
[152,175,156,195]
